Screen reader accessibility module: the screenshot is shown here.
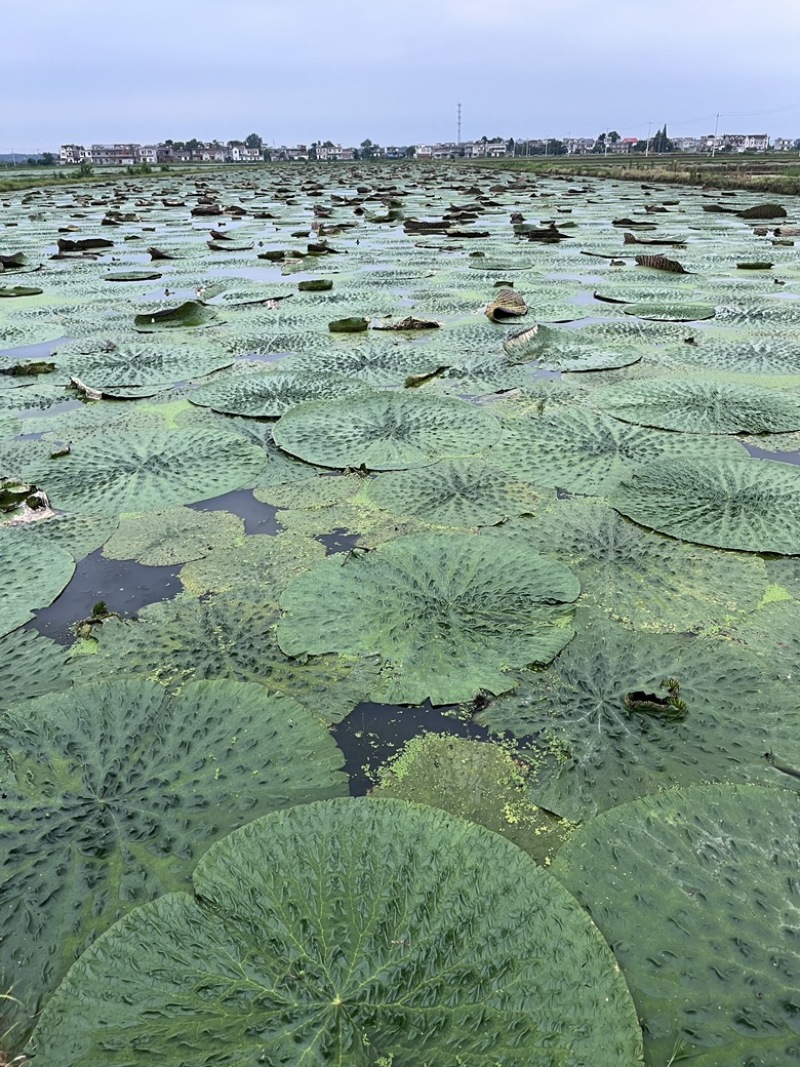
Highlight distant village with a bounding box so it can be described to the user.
[57,131,800,168]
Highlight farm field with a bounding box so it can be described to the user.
[3,162,800,1065]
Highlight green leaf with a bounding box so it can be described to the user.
[0,528,75,636]
[364,459,542,526]
[31,798,644,1067]
[486,408,743,495]
[596,376,800,433]
[54,340,233,387]
[273,394,502,471]
[22,426,266,516]
[476,612,800,819]
[133,300,219,331]
[78,591,376,723]
[503,323,643,372]
[102,506,244,566]
[611,456,800,553]
[552,783,800,1066]
[0,628,76,714]
[179,530,324,596]
[657,336,800,376]
[0,679,347,1017]
[485,499,767,633]
[370,735,573,864]
[278,532,578,705]
[188,369,374,417]
[622,300,715,321]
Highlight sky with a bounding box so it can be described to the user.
[5,0,800,151]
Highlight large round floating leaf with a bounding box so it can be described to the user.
[0,528,75,636]
[0,679,347,1019]
[31,798,644,1067]
[552,784,800,1066]
[254,473,364,510]
[487,499,767,633]
[102,506,244,566]
[78,591,376,723]
[23,426,266,516]
[273,394,502,471]
[623,301,715,321]
[285,343,452,388]
[611,456,800,553]
[188,369,374,417]
[13,513,119,561]
[658,335,800,376]
[180,530,324,597]
[486,408,744,495]
[54,340,233,387]
[278,532,579,705]
[595,376,800,433]
[0,628,75,714]
[477,613,800,819]
[133,300,219,331]
[503,323,643,372]
[364,458,542,527]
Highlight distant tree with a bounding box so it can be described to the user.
[608,131,620,145]
[41,152,55,166]
[546,139,567,156]
[593,132,606,153]
[793,138,800,150]
[323,140,335,149]
[360,138,377,159]
[244,133,263,149]
[404,145,416,158]
[506,138,515,154]
[651,125,674,153]
[185,138,202,154]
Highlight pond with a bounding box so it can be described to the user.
[2,161,800,1065]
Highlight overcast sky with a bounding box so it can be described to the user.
[6,0,800,151]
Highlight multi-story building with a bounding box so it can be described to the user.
[58,144,88,164]
[707,133,770,153]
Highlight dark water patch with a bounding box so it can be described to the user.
[316,528,360,555]
[188,488,281,534]
[744,442,800,465]
[333,700,491,797]
[25,549,182,646]
[0,336,70,360]
[17,398,84,420]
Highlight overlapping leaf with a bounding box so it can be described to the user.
[553,784,800,1066]
[278,532,579,704]
[612,456,800,553]
[476,613,800,819]
[31,798,643,1067]
[596,376,800,433]
[273,393,502,470]
[0,679,347,1016]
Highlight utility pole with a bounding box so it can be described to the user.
[645,121,652,157]
[457,102,462,147]
[604,127,609,157]
[711,112,720,158]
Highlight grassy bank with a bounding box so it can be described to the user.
[471,153,800,196]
